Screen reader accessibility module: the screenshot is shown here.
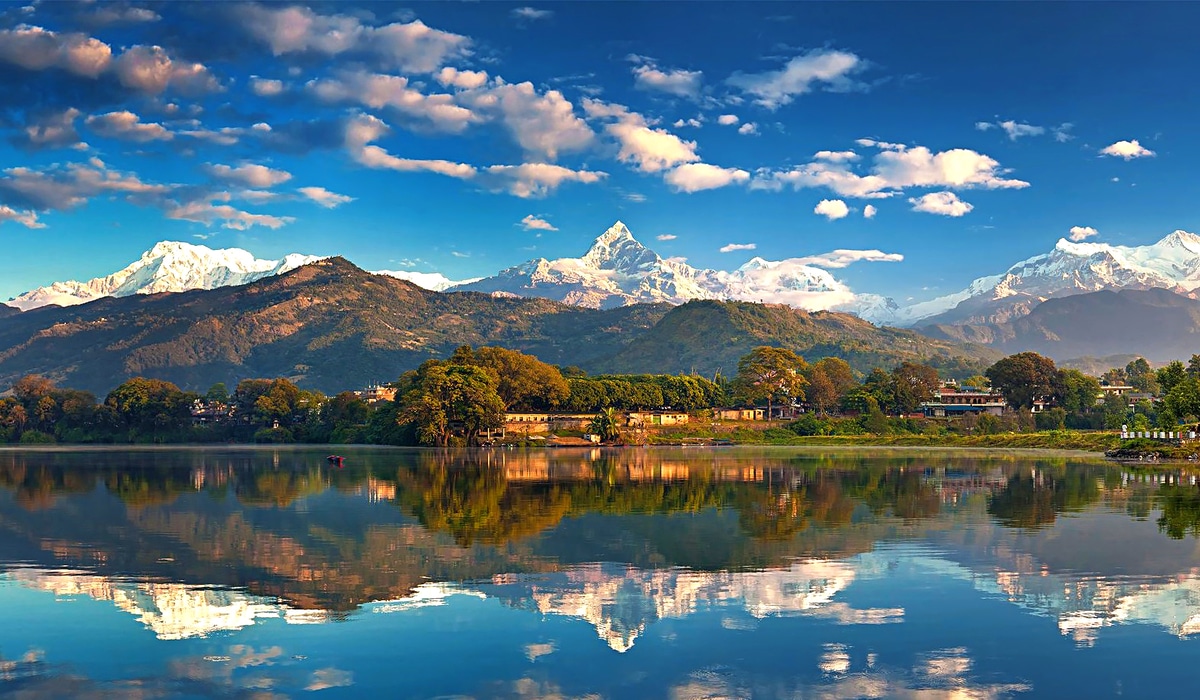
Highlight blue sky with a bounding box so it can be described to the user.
[0,1,1195,304]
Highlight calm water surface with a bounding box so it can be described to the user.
[1,446,1199,698]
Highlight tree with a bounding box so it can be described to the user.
[1158,361,1187,396]
[891,362,940,414]
[452,346,571,411]
[1189,354,1200,378]
[398,361,504,446]
[808,358,857,413]
[1125,357,1158,393]
[986,352,1058,410]
[205,382,230,404]
[105,377,194,441]
[1054,369,1102,414]
[1164,377,1200,422]
[731,346,809,419]
[963,375,990,390]
[12,375,56,405]
[806,370,839,414]
[588,407,621,442]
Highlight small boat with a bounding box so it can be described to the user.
[327,455,345,468]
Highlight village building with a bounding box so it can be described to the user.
[921,386,1006,418]
[716,408,766,421]
[354,384,397,403]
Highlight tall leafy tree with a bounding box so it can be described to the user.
[986,352,1058,410]
[105,377,194,441]
[891,362,940,414]
[399,361,504,446]
[731,346,809,419]
[1157,360,1187,395]
[457,346,570,411]
[1054,369,1102,414]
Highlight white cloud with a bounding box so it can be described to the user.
[206,163,293,188]
[1068,225,1098,241]
[872,144,1029,190]
[814,199,850,220]
[0,24,112,77]
[85,111,173,142]
[624,192,647,203]
[717,114,740,126]
[792,249,903,268]
[520,214,557,231]
[633,62,703,98]
[298,186,354,208]
[462,82,594,160]
[0,205,44,229]
[250,76,285,96]
[737,122,758,135]
[720,243,757,253]
[863,204,877,219]
[976,119,1044,140]
[18,108,83,149]
[814,150,859,162]
[664,163,750,192]
[1052,123,1074,142]
[656,234,677,241]
[165,200,294,230]
[1100,139,1155,160]
[481,163,606,198]
[344,114,477,179]
[0,160,168,212]
[435,66,489,90]
[308,70,478,132]
[583,99,699,173]
[114,45,220,95]
[673,117,703,128]
[909,191,973,217]
[236,4,470,73]
[511,7,553,20]
[727,49,865,109]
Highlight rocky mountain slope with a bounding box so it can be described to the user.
[0,258,990,394]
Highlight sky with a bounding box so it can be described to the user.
[1,1,1197,305]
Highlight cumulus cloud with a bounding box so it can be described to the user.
[720,243,756,253]
[435,66,489,90]
[236,4,470,73]
[754,140,1029,199]
[0,159,167,211]
[308,70,478,132]
[909,191,973,216]
[511,7,553,20]
[298,186,354,208]
[0,205,44,228]
[1100,139,1155,160]
[814,198,850,220]
[863,204,877,219]
[520,214,557,231]
[14,108,83,150]
[165,200,294,230]
[792,249,903,268]
[85,110,172,142]
[344,113,477,179]
[481,163,606,198]
[583,99,699,173]
[0,24,113,77]
[737,122,758,135]
[1069,225,1099,241]
[656,234,677,241]
[114,45,220,95]
[461,81,594,160]
[665,163,750,192]
[673,117,702,128]
[206,163,293,188]
[717,114,740,125]
[814,150,859,162]
[250,76,285,96]
[632,61,703,98]
[975,119,1045,140]
[727,49,865,108]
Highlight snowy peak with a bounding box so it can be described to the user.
[896,229,1200,327]
[452,221,895,321]
[6,241,323,311]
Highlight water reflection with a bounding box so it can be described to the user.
[2,447,1200,696]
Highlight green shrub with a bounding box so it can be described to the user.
[18,430,55,444]
[253,427,295,444]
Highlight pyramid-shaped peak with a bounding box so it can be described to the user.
[1158,229,1200,248]
[595,220,634,244]
[145,240,208,258]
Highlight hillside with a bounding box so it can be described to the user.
[593,300,998,377]
[0,259,994,394]
[920,288,1200,362]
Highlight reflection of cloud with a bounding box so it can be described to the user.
[525,642,556,661]
[371,581,487,613]
[307,667,354,691]
[819,643,851,675]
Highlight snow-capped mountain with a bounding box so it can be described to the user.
[452,221,894,321]
[373,269,481,291]
[6,241,323,311]
[896,230,1200,327]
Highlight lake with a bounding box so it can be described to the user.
[1,446,1198,698]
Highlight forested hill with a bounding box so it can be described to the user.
[0,258,994,394]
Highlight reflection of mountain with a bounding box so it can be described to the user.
[488,560,902,652]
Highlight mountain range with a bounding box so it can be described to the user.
[0,257,990,394]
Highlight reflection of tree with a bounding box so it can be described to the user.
[987,468,1102,530]
[1156,485,1200,539]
